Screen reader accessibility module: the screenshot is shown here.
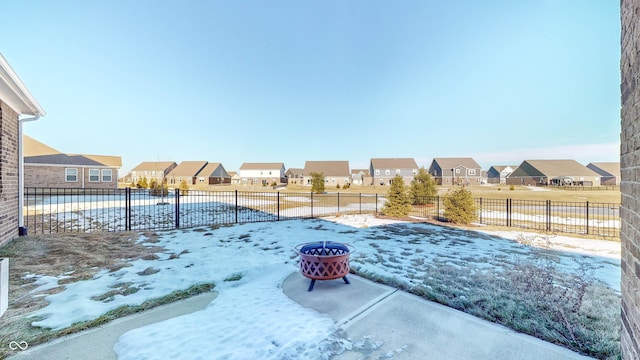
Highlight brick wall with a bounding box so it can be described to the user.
[0,101,19,247]
[621,1,640,358]
[24,165,117,189]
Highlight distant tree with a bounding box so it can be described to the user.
[179,179,190,196]
[443,187,477,224]
[150,178,168,197]
[137,177,149,189]
[410,167,437,205]
[382,175,412,217]
[311,172,325,193]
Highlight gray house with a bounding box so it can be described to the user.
[486,165,517,184]
[369,158,418,186]
[428,158,483,185]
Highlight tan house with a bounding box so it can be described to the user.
[0,54,46,247]
[586,162,620,186]
[370,158,418,186]
[228,171,241,184]
[126,161,178,185]
[239,162,286,185]
[428,158,483,185]
[166,161,208,186]
[197,162,230,185]
[506,160,601,186]
[23,136,121,189]
[302,161,351,188]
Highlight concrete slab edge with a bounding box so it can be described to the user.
[337,289,398,329]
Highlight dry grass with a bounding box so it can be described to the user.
[0,231,186,358]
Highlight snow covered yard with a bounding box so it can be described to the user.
[0,214,621,359]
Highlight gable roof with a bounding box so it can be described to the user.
[0,53,46,116]
[511,160,600,178]
[198,162,227,177]
[432,157,482,170]
[239,162,284,170]
[303,161,350,176]
[370,158,418,169]
[25,154,106,166]
[586,162,620,177]
[351,169,371,176]
[24,135,61,156]
[131,161,177,172]
[167,161,208,177]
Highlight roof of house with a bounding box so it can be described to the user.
[0,53,46,116]
[24,135,122,168]
[24,135,60,156]
[489,165,518,172]
[511,160,600,178]
[303,161,350,176]
[239,162,284,170]
[167,161,208,177]
[25,154,106,166]
[432,157,482,170]
[131,162,177,172]
[351,169,371,176]
[586,162,620,177]
[198,162,226,177]
[370,158,418,169]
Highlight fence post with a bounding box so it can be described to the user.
[235,190,238,223]
[436,196,440,220]
[337,192,340,214]
[376,193,378,214]
[479,198,483,224]
[311,192,314,218]
[175,188,180,229]
[125,187,131,231]
[586,201,589,235]
[546,200,551,232]
[277,192,280,221]
[359,193,362,214]
[506,199,510,227]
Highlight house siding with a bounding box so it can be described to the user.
[0,102,19,246]
[24,165,117,189]
[621,1,640,358]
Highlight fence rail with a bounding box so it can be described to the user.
[22,187,620,238]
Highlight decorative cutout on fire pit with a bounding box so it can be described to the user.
[295,241,354,291]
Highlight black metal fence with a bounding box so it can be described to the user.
[22,187,620,237]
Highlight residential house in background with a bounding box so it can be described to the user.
[228,171,241,184]
[351,169,371,186]
[239,162,286,185]
[506,160,601,186]
[0,53,46,249]
[23,136,122,189]
[369,158,419,186]
[586,162,620,186]
[166,161,208,186]
[486,165,517,184]
[197,162,230,185]
[428,158,483,185]
[286,168,304,185]
[302,161,351,188]
[126,161,177,185]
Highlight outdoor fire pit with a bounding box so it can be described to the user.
[295,241,354,291]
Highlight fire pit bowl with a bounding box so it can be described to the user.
[295,241,355,292]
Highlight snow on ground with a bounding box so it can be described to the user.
[25,214,621,359]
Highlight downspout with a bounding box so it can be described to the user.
[18,115,40,236]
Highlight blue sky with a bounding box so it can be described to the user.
[3,1,621,173]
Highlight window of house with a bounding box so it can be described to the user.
[468,169,476,176]
[102,169,113,182]
[65,168,78,182]
[412,169,418,176]
[89,169,100,182]
[375,169,380,175]
[455,168,461,174]
[385,169,391,176]
[396,169,401,175]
